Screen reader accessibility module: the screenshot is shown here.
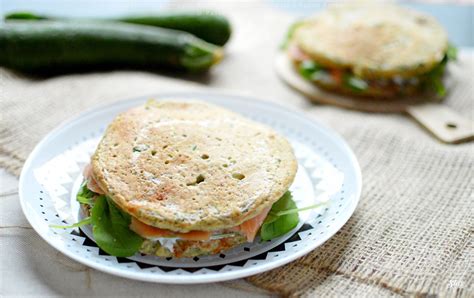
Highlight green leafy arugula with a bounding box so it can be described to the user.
[259,192,326,241]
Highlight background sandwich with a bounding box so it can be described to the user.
[285,3,456,99]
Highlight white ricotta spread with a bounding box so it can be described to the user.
[149,237,178,253]
[147,233,240,253]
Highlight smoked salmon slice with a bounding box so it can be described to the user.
[83,164,105,195]
[234,207,271,242]
[129,208,271,242]
[130,217,212,240]
[330,69,343,84]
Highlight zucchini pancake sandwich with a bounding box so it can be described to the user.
[64,100,302,258]
[286,3,457,98]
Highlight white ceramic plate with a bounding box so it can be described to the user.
[19,92,362,283]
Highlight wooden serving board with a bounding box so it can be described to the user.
[275,52,474,144]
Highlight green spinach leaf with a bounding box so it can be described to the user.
[423,56,448,97]
[422,44,457,98]
[91,196,144,257]
[299,60,324,81]
[50,181,95,229]
[260,192,300,241]
[76,180,95,205]
[446,43,458,61]
[344,74,368,92]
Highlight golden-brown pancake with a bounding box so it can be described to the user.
[91,100,297,233]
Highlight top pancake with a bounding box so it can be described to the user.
[91,101,297,232]
[292,3,448,79]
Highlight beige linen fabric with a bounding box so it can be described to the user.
[1,1,473,297]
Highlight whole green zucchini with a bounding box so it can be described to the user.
[0,21,223,73]
[5,11,232,46]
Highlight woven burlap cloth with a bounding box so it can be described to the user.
[1,1,473,297]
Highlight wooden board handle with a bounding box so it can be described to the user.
[406,103,474,144]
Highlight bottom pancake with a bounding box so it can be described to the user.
[140,234,247,258]
[80,203,246,258]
